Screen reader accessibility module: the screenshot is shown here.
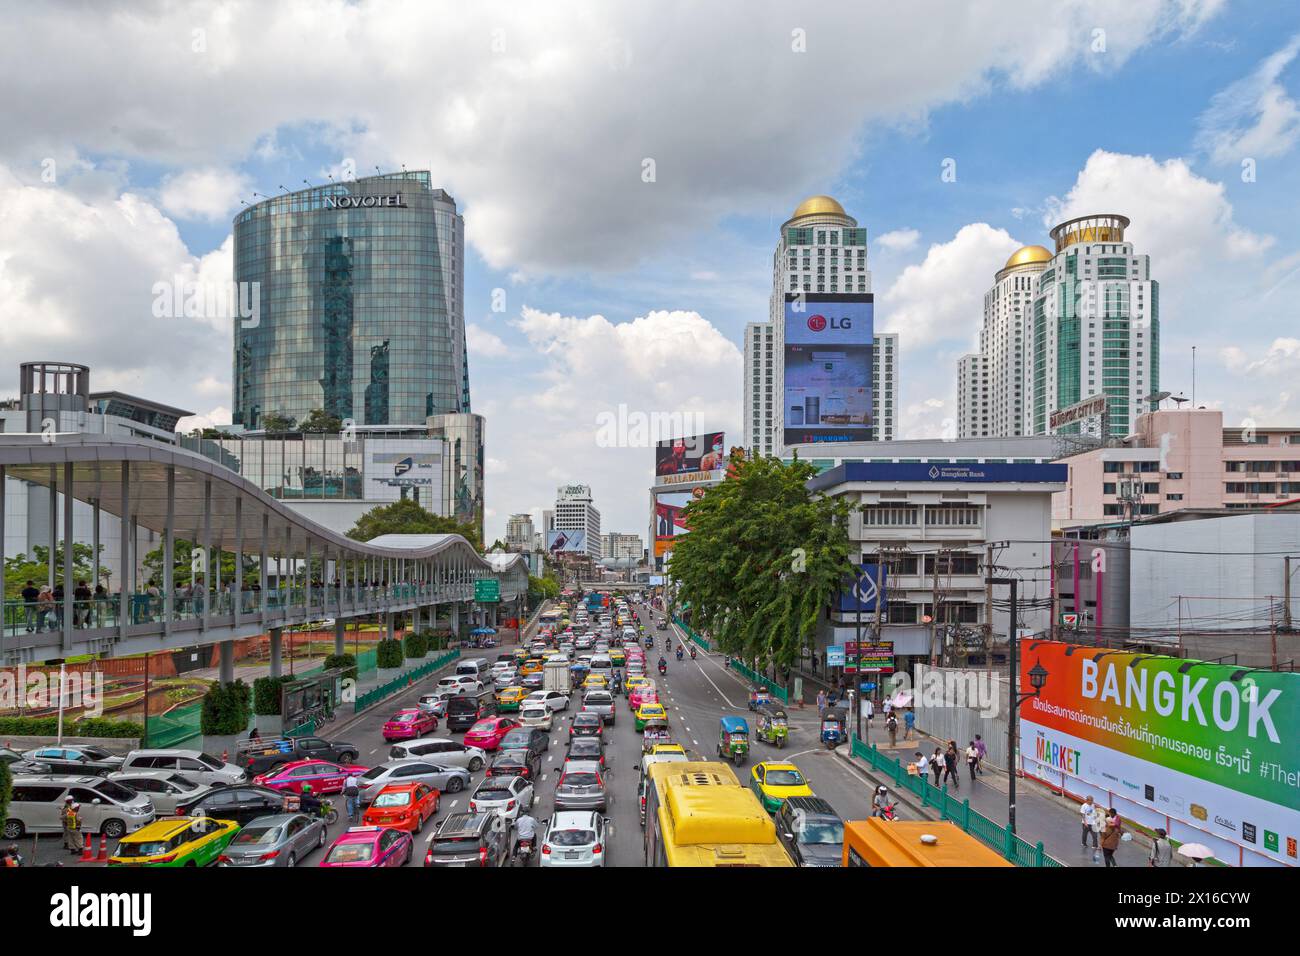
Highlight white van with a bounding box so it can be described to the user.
[3,774,155,839]
[455,658,490,682]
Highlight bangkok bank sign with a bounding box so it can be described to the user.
[323,194,408,209]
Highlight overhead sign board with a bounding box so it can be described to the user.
[474,579,500,603]
[1050,394,1108,431]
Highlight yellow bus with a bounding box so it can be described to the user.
[643,760,793,867]
[842,819,1013,867]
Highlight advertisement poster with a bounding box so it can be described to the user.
[653,490,693,556]
[655,432,726,477]
[835,563,887,613]
[546,529,587,553]
[783,294,873,446]
[363,439,444,509]
[1019,640,1300,866]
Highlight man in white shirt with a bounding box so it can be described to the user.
[1080,795,1098,848]
[343,773,361,823]
[914,751,929,779]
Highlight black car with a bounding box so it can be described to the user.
[424,812,511,868]
[564,735,606,769]
[176,785,291,826]
[488,748,542,782]
[498,726,549,758]
[774,796,845,867]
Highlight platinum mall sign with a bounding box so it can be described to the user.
[323,193,407,209]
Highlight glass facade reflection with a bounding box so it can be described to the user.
[232,171,470,429]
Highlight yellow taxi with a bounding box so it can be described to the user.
[581,673,608,690]
[513,647,530,664]
[635,701,668,731]
[520,658,545,676]
[650,743,687,757]
[495,685,528,712]
[749,761,815,813]
[625,675,650,696]
[108,816,240,867]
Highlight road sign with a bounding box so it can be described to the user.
[1061,612,1080,627]
[475,579,501,603]
[826,645,846,667]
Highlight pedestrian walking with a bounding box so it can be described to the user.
[942,743,960,790]
[1080,795,1099,848]
[965,741,979,782]
[816,689,827,716]
[1100,808,1123,867]
[1149,828,1172,867]
[930,747,944,786]
[886,713,898,747]
[21,580,40,632]
[903,708,915,739]
[343,771,361,824]
[61,797,83,854]
[74,580,92,627]
[973,734,987,774]
[37,584,55,632]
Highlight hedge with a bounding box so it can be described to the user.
[253,675,295,716]
[404,631,428,659]
[0,716,144,738]
[200,679,252,735]
[324,653,357,680]
[376,637,404,669]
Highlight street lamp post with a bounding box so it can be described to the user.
[986,574,1049,835]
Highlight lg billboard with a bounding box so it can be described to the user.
[783,293,873,446]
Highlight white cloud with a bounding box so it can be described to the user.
[1042,150,1272,276]
[875,228,920,252]
[879,223,1022,348]
[466,323,509,358]
[1196,34,1300,164]
[157,167,251,222]
[0,0,1221,275]
[177,406,233,432]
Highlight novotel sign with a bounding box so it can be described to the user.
[323,194,408,210]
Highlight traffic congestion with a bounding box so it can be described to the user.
[4,592,940,868]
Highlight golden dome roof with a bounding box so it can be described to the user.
[1003,245,1052,270]
[792,195,846,219]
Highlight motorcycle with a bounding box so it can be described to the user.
[675,647,683,661]
[873,802,897,822]
[513,836,535,867]
[689,646,697,660]
[658,660,668,676]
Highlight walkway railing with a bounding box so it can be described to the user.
[672,616,711,651]
[352,648,461,713]
[727,658,789,704]
[848,735,1062,867]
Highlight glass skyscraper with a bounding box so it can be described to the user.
[232,171,470,429]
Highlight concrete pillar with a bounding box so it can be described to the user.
[386,613,395,640]
[450,602,460,637]
[334,618,345,656]
[219,639,235,686]
[269,626,283,678]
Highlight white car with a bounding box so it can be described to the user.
[436,675,483,694]
[469,775,534,821]
[386,737,488,772]
[540,810,607,867]
[519,704,553,730]
[490,661,516,677]
[524,690,570,712]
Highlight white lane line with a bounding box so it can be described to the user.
[449,799,458,807]
[541,773,547,782]
[692,739,699,746]
[369,748,379,755]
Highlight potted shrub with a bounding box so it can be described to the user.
[375,637,404,682]
[252,675,293,736]
[200,679,252,757]
[404,631,429,664]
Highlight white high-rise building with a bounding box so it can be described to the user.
[554,484,602,559]
[1028,214,1158,438]
[957,245,1050,438]
[603,532,642,561]
[743,195,898,458]
[505,513,534,551]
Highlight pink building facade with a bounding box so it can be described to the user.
[1053,408,1300,525]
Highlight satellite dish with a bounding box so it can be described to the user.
[1168,394,1189,407]
[1145,390,1171,409]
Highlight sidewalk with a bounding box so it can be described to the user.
[845,733,1157,867]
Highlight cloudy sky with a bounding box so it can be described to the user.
[2,0,1299,544]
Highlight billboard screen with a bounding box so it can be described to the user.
[655,432,726,478]
[783,294,873,446]
[546,530,587,553]
[653,490,694,556]
[363,439,445,511]
[1019,640,1300,866]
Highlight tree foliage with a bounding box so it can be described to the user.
[4,544,108,599]
[260,412,297,434]
[299,408,343,433]
[142,539,252,587]
[346,498,482,551]
[528,574,561,604]
[668,454,856,670]
[200,680,252,736]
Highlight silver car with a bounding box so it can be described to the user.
[118,748,247,786]
[106,770,215,815]
[469,775,534,821]
[553,760,608,813]
[417,690,454,719]
[581,691,616,726]
[387,737,487,772]
[357,759,472,804]
[216,812,326,867]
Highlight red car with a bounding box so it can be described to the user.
[361,782,440,832]
[463,717,521,752]
[252,759,370,794]
[383,708,438,741]
[319,826,413,867]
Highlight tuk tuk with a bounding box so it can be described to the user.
[747,687,774,712]
[821,705,848,750]
[717,715,750,766]
[755,703,788,748]
[641,718,672,753]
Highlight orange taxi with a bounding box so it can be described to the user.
[361,782,440,833]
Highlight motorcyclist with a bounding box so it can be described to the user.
[658,656,668,674]
[689,645,697,660]
[675,645,684,661]
[872,785,892,819]
[298,783,323,817]
[514,811,538,855]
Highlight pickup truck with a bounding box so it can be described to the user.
[580,690,617,726]
[235,734,360,775]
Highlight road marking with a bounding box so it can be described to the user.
[449,799,458,807]
[541,773,547,782]
[369,748,379,755]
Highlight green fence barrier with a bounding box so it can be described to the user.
[352,649,461,713]
[726,658,789,704]
[672,617,711,651]
[145,701,202,749]
[848,735,1060,867]
[285,718,316,737]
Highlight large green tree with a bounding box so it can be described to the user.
[346,498,483,551]
[4,544,108,599]
[668,454,856,670]
[142,540,252,587]
[299,408,343,433]
[260,412,297,434]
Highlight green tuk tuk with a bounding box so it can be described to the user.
[717,715,750,766]
[755,703,788,748]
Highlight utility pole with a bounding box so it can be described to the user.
[985,543,994,652]
[872,553,885,706]
[929,552,941,666]
[1285,557,1293,630]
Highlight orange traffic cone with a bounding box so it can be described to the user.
[80,832,94,862]
[96,833,110,863]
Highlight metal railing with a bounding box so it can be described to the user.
[727,658,789,704]
[848,735,1062,867]
[352,648,461,713]
[672,616,711,651]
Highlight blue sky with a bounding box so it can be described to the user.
[2,1,1299,542]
